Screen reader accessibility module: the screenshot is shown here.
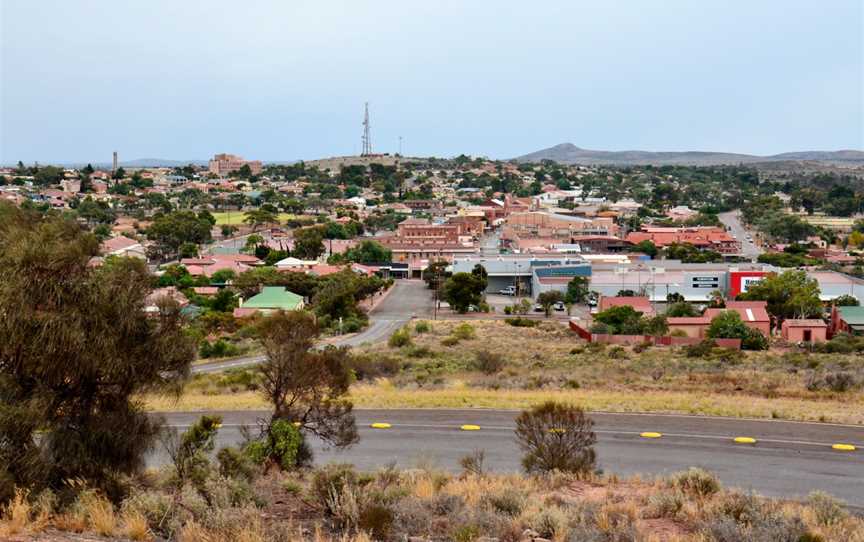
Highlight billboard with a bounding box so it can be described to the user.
[729,271,768,298]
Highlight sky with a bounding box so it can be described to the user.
[1,0,862,164]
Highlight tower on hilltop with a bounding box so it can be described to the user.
[361,102,372,156]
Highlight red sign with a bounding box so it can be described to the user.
[729,271,768,298]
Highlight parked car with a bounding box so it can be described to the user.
[499,285,517,296]
[553,301,565,311]
[533,304,544,312]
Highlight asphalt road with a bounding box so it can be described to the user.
[155,409,864,506]
[719,210,761,259]
[191,280,431,374]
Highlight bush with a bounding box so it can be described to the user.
[824,371,859,392]
[481,488,525,517]
[808,491,848,526]
[244,419,304,470]
[503,305,512,315]
[388,327,413,348]
[670,468,720,497]
[452,322,476,340]
[459,450,486,476]
[216,446,256,482]
[685,339,715,358]
[311,464,360,515]
[474,350,505,374]
[505,317,538,327]
[515,402,596,475]
[199,339,241,359]
[358,503,395,539]
[414,321,430,334]
[350,354,401,380]
[440,336,460,347]
[647,490,684,518]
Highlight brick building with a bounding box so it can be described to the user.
[208,153,263,176]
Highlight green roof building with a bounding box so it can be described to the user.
[835,305,864,335]
[234,286,304,316]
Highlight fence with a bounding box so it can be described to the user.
[568,321,741,350]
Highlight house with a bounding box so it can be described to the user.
[830,305,864,336]
[144,287,189,314]
[233,287,305,317]
[100,236,147,259]
[781,319,827,343]
[274,257,319,271]
[180,254,260,277]
[667,300,771,339]
[597,296,656,317]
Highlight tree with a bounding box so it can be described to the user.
[515,402,596,475]
[642,314,669,336]
[242,233,265,254]
[423,260,449,290]
[442,272,486,313]
[537,290,563,317]
[0,204,195,500]
[293,226,325,260]
[564,276,589,304]
[738,270,822,323]
[112,166,126,180]
[706,310,768,350]
[256,311,358,466]
[833,294,860,307]
[243,208,278,231]
[233,267,319,299]
[593,305,645,335]
[632,240,658,258]
[335,240,391,264]
[146,210,213,260]
[666,301,698,317]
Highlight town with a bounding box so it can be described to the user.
[2,1,863,541]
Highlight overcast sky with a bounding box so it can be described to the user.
[1,0,862,164]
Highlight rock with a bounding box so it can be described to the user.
[522,529,539,538]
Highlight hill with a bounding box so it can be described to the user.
[515,143,864,166]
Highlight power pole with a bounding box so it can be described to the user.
[361,102,372,156]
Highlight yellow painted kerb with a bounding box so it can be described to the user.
[460,424,481,431]
[832,443,856,452]
[370,422,392,429]
[640,432,662,438]
[734,437,756,444]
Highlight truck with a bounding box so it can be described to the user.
[498,285,517,296]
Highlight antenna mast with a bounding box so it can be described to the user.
[361,102,372,156]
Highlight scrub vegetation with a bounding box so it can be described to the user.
[165,319,864,424]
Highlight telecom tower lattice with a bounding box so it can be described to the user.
[361,102,372,156]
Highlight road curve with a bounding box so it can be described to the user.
[154,409,864,506]
[191,280,431,374]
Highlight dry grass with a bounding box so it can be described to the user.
[0,489,32,537]
[82,492,116,536]
[143,319,864,423]
[122,508,152,541]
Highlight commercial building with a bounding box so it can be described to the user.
[208,153,263,176]
[626,226,738,254]
[451,255,590,296]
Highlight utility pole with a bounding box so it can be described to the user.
[398,135,403,156]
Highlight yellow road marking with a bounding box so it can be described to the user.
[370,422,392,429]
[640,432,662,438]
[832,443,856,451]
[734,437,756,444]
[460,424,481,431]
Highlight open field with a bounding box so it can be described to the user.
[210,211,303,225]
[146,319,864,423]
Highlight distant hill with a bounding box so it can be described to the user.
[119,158,209,168]
[514,143,864,166]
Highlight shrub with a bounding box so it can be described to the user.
[441,336,460,347]
[414,321,430,334]
[459,450,486,476]
[824,371,858,392]
[350,354,401,380]
[607,345,628,359]
[671,468,720,497]
[216,446,256,482]
[388,327,413,348]
[311,464,360,515]
[481,488,525,517]
[503,305,512,315]
[647,490,684,518]
[244,418,304,470]
[808,491,847,526]
[685,339,715,358]
[474,350,505,374]
[199,339,241,359]
[505,317,538,327]
[452,323,476,340]
[358,503,395,539]
[515,402,596,475]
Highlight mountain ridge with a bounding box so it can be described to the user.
[514,143,864,166]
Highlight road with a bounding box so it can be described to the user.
[155,409,864,507]
[191,280,431,374]
[719,210,761,259]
